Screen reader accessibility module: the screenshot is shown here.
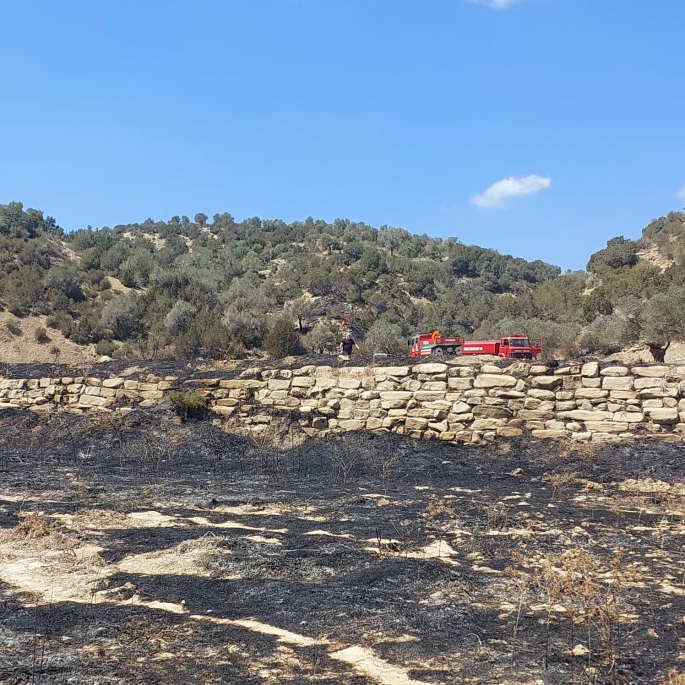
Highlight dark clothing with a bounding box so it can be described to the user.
[341,338,356,355]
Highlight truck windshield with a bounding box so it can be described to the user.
[510,338,529,347]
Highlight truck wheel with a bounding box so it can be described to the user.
[432,348,444,356]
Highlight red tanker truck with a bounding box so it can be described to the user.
[409,332,541,359]
[461,335,541,360]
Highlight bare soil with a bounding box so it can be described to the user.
[0,408,684,684]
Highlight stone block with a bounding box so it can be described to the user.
[581,362,599,377]
[289,377,315,388]
[473,405,512,419]
[529,365,548,375]
[365,417,384,430]
[412,363,448,374]
[140,390,164,400]
[405,417,430,430]
[601,376,633,391]
[518,409,555,421]
[451,401,472,414]
[102,378,125,389]
[498,426,523,437]
[582,377,602,388]
[313,378,338,391]
[531,376,563,390]
[374,366,411,377]
[339,418,366,431]
[584,422,629,433]
[528,388,556,400]
[563,375,583,390]
[632,366,669,378]
[338,378,361,390]
[609,390,639,400]
[600,366,629,377]
[639,387,678,399]
[379,391,413,402]
[401,379,422,392]
[472,418,507,430]
[575,388,609,400]
[645,408,679,424]
[422,381,447,391]
[414,391,446,402]
[556,401,576,411]
[481,364,503,374]
[84,386,101,396]
[612,411,644,423]
[157,380,179,391]
[211,406,236,417]
[532,429,569,439]
[473,374,517,388]
[634,377,664,390]
[267,379,291,390]
[219,379,266,389]
[78,394,108,407]
[557,410,614,422]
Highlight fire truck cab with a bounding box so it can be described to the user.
[409,331,465,357]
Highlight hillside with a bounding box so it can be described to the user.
[2,201,685,363]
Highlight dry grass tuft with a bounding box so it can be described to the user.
[663,670,685,685]
[10,513,55,540]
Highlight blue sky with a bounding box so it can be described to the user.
[1,0,684,270]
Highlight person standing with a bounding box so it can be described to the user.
[339,332,360,359]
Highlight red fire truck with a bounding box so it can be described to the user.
[408,332,541,359]
[409,331,465,357]
[461,335,541,359]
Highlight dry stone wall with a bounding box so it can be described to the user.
[3,360,685,444]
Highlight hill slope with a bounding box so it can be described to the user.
[2,200,685,362]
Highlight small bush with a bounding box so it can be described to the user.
[263,315,301,359]
[6,320,22,336]
[168,391,208,420]
[95,339,117,357]
[34,326,50,343]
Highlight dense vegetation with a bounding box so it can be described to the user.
[1,200,685,360]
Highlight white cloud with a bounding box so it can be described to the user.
[678,186,685,199]
[466,0,525,8]
[470,174,551,208]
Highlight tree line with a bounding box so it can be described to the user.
[1,201,684,360]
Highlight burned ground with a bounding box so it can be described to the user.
[0,408,684,684]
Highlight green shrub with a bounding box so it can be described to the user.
[5,320,22,336]
[95,339,117,357]
[263,315,301,358]
[168,391,208,420]
[34,326,50,343]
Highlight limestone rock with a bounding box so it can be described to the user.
[473,405,512,419]
[581,362,599,378]
[632,366,669,378]
[600,366,629,377]
[473,374,517,388]
[531,376,563,390]
[557,410,614,422]
[645,408,679,424]
[602,377,633,391]
[412,363,448,374]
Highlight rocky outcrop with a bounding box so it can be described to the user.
[3,360,685,444]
